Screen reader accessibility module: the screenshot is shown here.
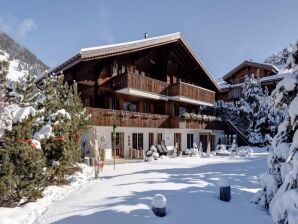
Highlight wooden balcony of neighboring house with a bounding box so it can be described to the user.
[228,85,243,99]
[100,71,170,100]
[168,82,215,106]
[86,107,169,128]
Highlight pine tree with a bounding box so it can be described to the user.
[0,70,47,206]
[242,73,264,144]
[0,60,10,137]
[253,41,298,224]
[10,72,41,107]
[0,60,9,106]
[250,87,285,145]
[0,110,47,206]
[37,73,90,184]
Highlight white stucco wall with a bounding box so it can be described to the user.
[85,126,224,159]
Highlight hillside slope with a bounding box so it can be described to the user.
[0,32,48,80]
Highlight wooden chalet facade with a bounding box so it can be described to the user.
[218,60,279,101]
[44,33,225,159]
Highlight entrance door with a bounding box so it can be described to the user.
[200,135,208,153]
[112,132,124,158]
[174,133,182,154]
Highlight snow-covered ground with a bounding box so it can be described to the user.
[27,153,272,224]
[0,164,94,224]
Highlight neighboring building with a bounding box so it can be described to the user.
[218,60,281,101]
[43,33,226,159]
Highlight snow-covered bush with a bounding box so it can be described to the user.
[190,143,199,155]
[253,42,298,224]
[229,139,237,152]
[145,145,159,161]
[216,144,230,155]
[211,151,217,157]
[237,147,254,157]
[183,148,190,155]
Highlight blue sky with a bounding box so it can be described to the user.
[0,0,297,78]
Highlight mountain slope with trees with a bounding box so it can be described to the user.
[0,32,48,79]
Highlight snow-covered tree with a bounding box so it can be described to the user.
[36,73,90,184]
[241,73,265,144]
[10,72,41,107]
[288,40,298,73]
[0,110,46,206]
[0,70,47,206]
[0,60,9,105]
[253,42,298,224]
[264,47,291,69]
[249,87,285,145]
[0,70,90,205]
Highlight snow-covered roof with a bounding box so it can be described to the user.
[222,60,279,81]
[218,69,293,91]
[44,33,220,90]
[260,69,293,83]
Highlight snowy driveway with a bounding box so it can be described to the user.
[35,154,272,224]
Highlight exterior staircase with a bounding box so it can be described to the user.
[224,119,253,146]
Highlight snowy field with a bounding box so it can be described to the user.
[29,153,272,224]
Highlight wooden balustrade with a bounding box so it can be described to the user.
[169,82,215,104]
[169,116,224,129]
[87,107,169,128]
[101,72,215,104]
[87,108,223,129]
[102,72,169,95]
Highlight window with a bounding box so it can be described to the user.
[110,97,118,110]
[124,102,137,112]
[149,133,154,147]
[83,97,91,107]
[132,133,143,150]
[157,133,162,144]
[187,134,194,149]
[143,102,151,113]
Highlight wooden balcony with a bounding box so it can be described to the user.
[101,72,170,95]
[87,107,169,128]
[169,116,224,129]
[101,73,215,105]
[228,86,243,99]
[169,82,215,104]
[87,107,223,130]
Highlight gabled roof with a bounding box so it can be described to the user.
[222,60,279,81]
[45,32,219,91]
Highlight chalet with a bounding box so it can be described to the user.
[218,60,280,101]
[44,33,226,159]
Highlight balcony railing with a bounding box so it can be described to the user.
[228,86,243,99]
[169,82,215,104]
[169,116,224,129]
[102,72,170,95]
[87,107,169,128]
[101,72,215,104]
[87,108,223,129]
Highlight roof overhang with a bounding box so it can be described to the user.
[44,32,219,91]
